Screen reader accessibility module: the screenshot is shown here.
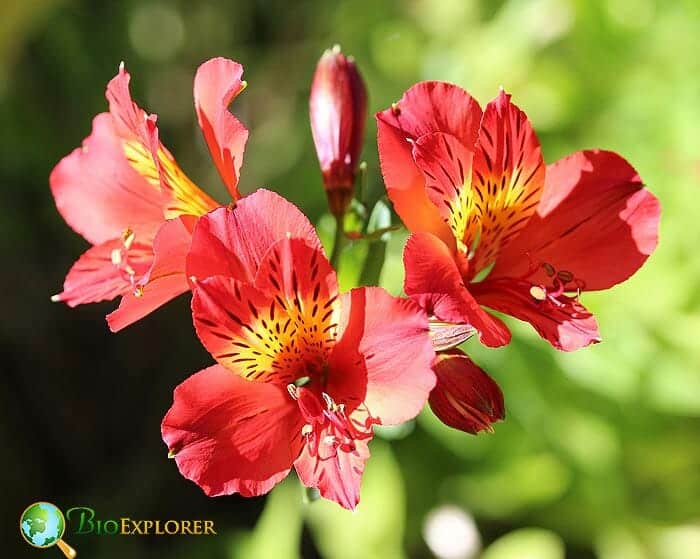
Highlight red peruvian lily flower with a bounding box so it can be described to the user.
[162,201,436,510]
[50,57,248,331]
[377,83,660,352]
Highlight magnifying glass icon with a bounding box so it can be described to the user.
[20,502,77,558]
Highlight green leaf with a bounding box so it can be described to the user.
[230,478,303,559]
[305,441,406,559]
[359,200,394,287]
[366,199,392,238]
[481,528,565,559]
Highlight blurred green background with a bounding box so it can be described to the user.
[2,0,699,557]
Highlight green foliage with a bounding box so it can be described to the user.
[3,0,699,557]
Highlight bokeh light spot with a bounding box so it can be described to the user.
[129,3,185,62]
[423,505,481,559]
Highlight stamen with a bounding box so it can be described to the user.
[293,388,375,461]
[529,285,547,301]
[322,392,334,410]
[111,229,141,287]
[522,257,585,301]
[122,228,135,249]
[548,278,565,298]
[557,269,574,283]
[111,249,123,266]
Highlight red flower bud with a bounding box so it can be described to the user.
[309,45,368,217]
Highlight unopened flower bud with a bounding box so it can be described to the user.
[309,45,367,217]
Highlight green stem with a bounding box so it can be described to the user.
[330,213,345,271]
[357,161,368,205]
[302,485,320,504]
[359,240,386,286]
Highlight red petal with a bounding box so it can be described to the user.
[162,364,302,497]
[192,240,338,384]
[377,81,482,152]
[294,421,371,511]
[53,239,152,306]
[187,189,321,283]
[105,63,158,151]
[194,58,249,200]
[254,237,338,311]
[472,278,601,351]
[376,81,482,246]
[329,287,436,425]
[469,89,545,274]
[411,132,475,249]
[429,350,505,434]
[106,216,196,332]
[106,63,218,218]
[490,150,661,291]
[49,113,166,245]
[403,232,511,348]
[192,277,283,381]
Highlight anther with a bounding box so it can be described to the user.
[133,286,144,298]
[322,392,334,410]
[301,424,313,437]
[122,228,135,249]
[111,249,123,266]
[557,270,574,283]
[294,376,311,387]
[542,262,555,277]
[287,384,299,400]
[529,285,547,301]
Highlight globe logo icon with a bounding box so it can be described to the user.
[19,502,77,558]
